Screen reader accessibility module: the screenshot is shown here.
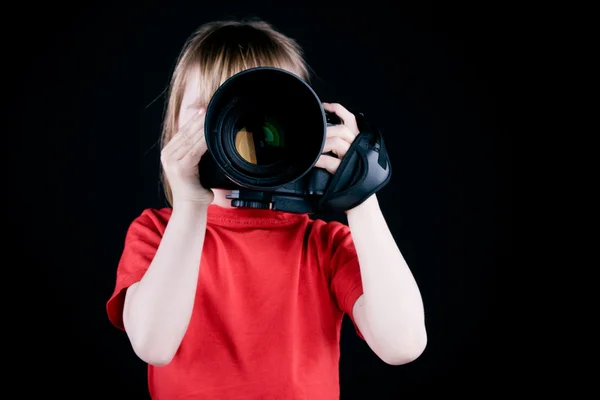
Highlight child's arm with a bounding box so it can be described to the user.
[123,202,209,366]
[347,195,428,365]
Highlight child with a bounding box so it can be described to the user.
[107,18,427,400]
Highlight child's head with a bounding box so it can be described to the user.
[160,19,311,205]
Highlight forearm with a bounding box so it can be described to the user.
[124,202,209,365]
[347,196,427,357]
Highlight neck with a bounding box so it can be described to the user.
[211,189,234,208]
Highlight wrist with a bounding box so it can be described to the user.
[172,200,211,215]
[345,194,379,216]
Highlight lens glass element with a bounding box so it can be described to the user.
[234,116,286,165]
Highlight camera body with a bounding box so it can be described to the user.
[198,67,391,214]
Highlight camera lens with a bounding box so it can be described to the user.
[234,115,286,166]
[204,67,327,190]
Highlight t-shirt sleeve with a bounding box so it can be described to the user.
[325,221,365,340]
[106,209,165,331]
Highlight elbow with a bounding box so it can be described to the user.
[383,341,427,366]
[133,341,177,367]
[128,334,178,367]
[123,314,179,366]
[140,350,176,367]
[381,332,428,366]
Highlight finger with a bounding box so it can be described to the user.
[174,108,206,146]
[162,130,196,160]
[180,134,208,166]
[323,136,351,159]
[171,130,206,161]
[163,110,206,158]
[322,102,359,135]
[315,154,341,175]
[327,124,356,143]
[179,108,206,138]
[161,130,187,157]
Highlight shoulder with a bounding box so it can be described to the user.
[310,216,350,232]
[306,217,357,271]
[308,216,351,244]
[136,207,172,225]
[125,207,172,241]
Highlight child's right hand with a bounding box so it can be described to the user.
[160,108,214,207]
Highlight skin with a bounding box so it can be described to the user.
[123,66,427,367]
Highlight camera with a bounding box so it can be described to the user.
[199,67,391,214]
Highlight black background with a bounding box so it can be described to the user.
[4,1,512,398]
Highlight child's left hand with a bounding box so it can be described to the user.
[315,102,360,175]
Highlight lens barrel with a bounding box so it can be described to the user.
[203,67,327,190]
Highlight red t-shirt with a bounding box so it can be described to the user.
[107,204,365,399]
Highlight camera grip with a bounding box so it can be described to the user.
[307,165,332,196]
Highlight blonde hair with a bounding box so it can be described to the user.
[160,19,311,206]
